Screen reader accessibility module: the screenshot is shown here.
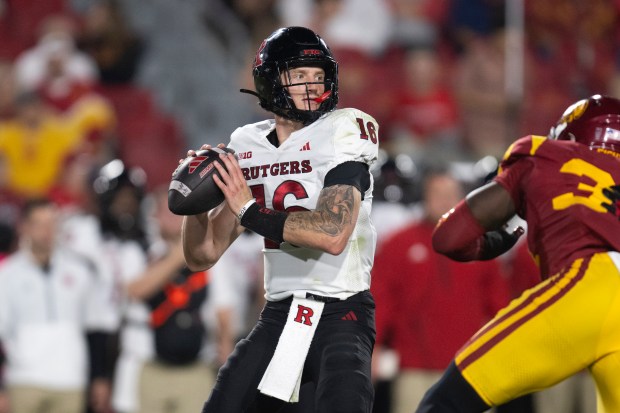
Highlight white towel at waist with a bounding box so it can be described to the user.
[258,297,325,402]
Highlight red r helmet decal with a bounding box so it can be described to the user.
[254,40,266,69]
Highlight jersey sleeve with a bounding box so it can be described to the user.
[228,125,247,151]
[497,135,547,172]
[494,135,545,213]
[331,109,379,169]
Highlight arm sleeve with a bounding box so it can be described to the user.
[432,200,486,262]
[324,161,370,199]
[432,200,523,262]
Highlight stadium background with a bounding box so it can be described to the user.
[0,0,617,412]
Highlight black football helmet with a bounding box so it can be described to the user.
[549,94,620,154]
[91,159,148,245]
[242,26,339,124]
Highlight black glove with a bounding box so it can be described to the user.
[601,185,620,219]
[479,226,525,260]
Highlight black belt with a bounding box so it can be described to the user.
[305,293,342,303]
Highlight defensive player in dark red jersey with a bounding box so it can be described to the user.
[415,94,620,412]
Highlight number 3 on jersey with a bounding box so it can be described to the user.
[552,158,615,213]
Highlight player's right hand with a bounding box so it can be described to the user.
[601,184,620,219]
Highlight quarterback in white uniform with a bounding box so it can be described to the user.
[229,107,377,301]
[182,27,379,413]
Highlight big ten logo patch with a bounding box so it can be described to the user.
[294,305,315,326]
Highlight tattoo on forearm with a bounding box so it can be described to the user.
[286,185,355,236]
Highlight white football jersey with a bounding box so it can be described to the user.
[228,108,379,301]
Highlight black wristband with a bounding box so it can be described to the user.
[240,202,288,244]
[479,230,519,260]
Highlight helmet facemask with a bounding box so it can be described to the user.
[243,27,339,125]
[270,60,338,124]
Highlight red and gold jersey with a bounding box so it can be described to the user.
[494,135,620,279]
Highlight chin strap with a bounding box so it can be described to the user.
[240,89,261,98]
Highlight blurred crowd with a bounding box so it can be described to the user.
[0,0,618,412]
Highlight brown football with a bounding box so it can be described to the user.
[168,147,235,215]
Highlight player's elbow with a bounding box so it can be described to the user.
[183,250,216,272]
[321,235,349,255]
[186,260,215,273]
[185,260,208,273]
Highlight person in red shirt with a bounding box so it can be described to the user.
[384,45,462,162]
[372,169,510,413]
[417,94,620,412]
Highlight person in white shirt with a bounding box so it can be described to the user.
[0,198,105,413]
[181,26,379,413]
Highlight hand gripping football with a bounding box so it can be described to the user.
[168,147,235,215]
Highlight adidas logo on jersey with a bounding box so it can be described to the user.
[341,310,358,321]
[299,142,311,151]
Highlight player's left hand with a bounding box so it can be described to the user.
[601,184,620,219]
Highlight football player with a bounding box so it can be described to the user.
[181,27,379,412]
[417,94,620,412]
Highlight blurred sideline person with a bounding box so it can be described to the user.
[417,94,620,412]
[61,159,150,413]
[0,90,115,199]
[13,14,98,101]
[383,45,463,164]
[207,230,264,366]
[116,186,214,413]
[0,198,108,413]
[181,27,379,412]
[372,170,510,413]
